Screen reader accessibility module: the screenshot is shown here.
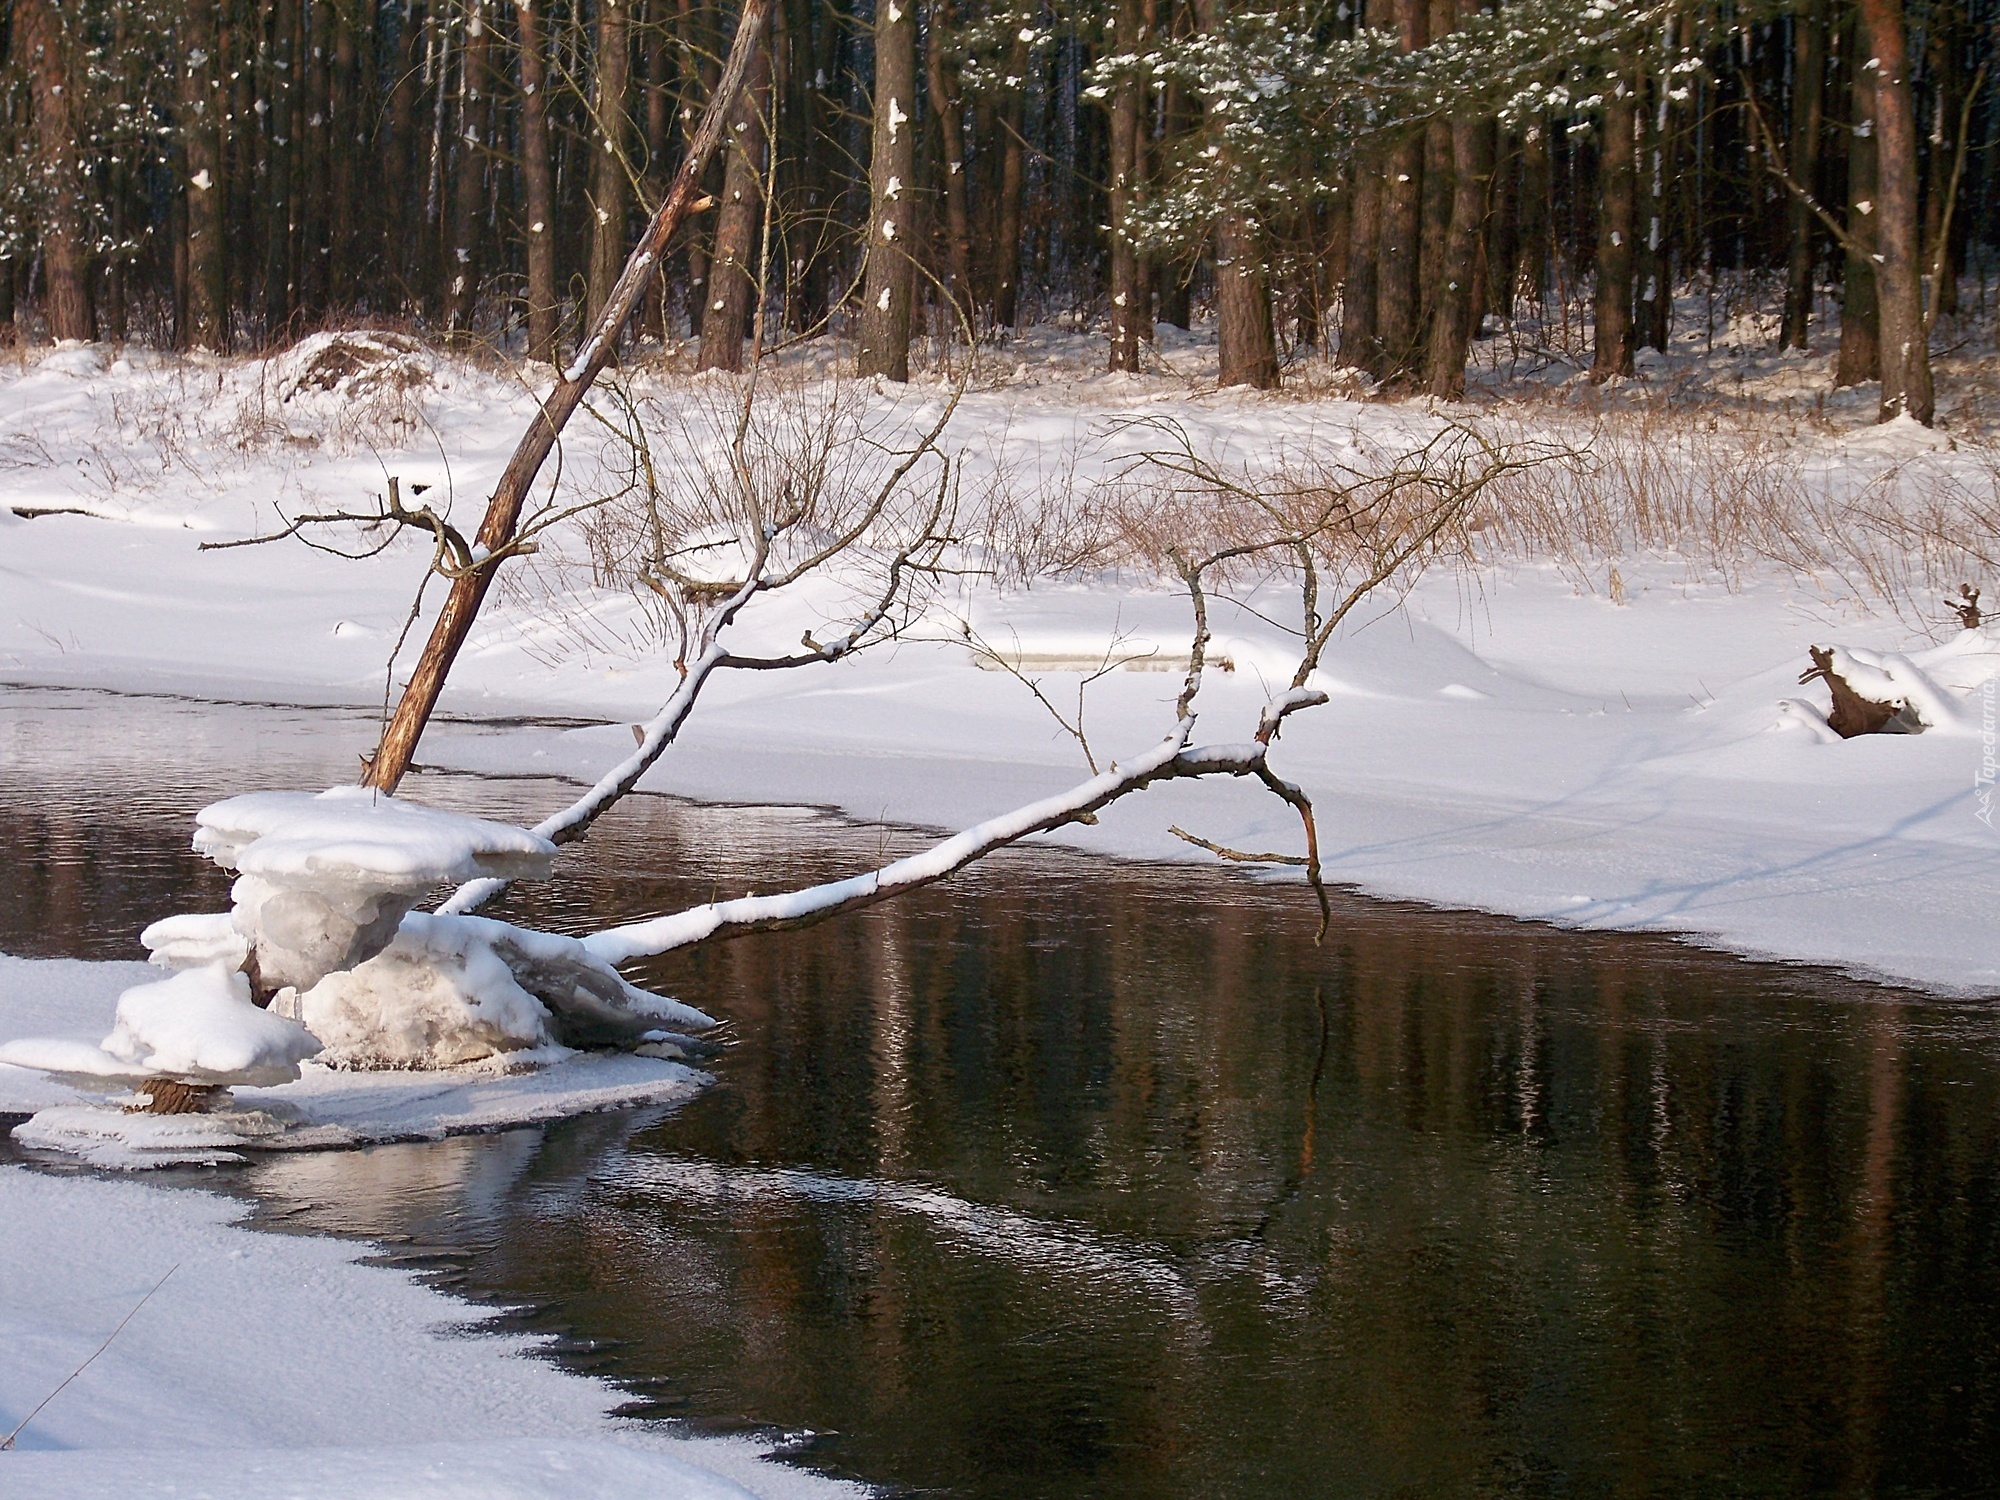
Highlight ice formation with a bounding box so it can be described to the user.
[194,786,556,993]
[291,911,712,1070]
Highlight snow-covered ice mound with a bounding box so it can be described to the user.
[0,963,319,1092]
[193,786,556,993]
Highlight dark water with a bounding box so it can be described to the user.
[5,685,2000,1498]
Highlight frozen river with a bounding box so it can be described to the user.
[5,686,2000,1497]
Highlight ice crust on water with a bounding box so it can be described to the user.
[0,963,320,1089]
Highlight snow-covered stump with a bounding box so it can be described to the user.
[0,963,325,1165]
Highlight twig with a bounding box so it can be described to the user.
[1,1263,178,1452]
[1168,825,1309,865]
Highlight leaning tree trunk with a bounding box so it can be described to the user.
[181,0,229,353]
[1783,0,1827,350]
[586,0,634,332]
[362,0,777,794]
[696,3,772,372]
[1856,0,1933,422]
[17,0,93,342]
[1836,24,1881,388]
[1591,71,1637,381]
[857,0,918,379]
[517,0,560,362]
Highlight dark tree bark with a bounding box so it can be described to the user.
[642,0,674,339]
[1634,41,1673,353]
[1424,98,1494,395]
[1857,0,1933,421]
[264,0,302,335]
[858,0,918,379]
[991,34,1030,328]
[697,3,772,371]
[444,0,494,336]
[1591,72,1637,381]
[1836,26,1882,387]
[926,0,975,331]
[302,0,334,313]
[1375,0,1427,381]
[17,0,94,341]
[1514,119,1550,310]
[516,0,559,361]
[1105,0,1147,370]
[1194,0,1276,389]
[1339,150,1384,370]
[181,0,229,351]
[1783,0,1828,349]
[586,0,634,331]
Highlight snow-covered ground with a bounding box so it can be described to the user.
[0,957,859,1498]
[2,330,1996,994]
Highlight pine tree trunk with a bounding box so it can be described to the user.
[182,0,229,351]
[302,0,334,313]
[1338,148,1383,370]
[17,0,94,342]
[265,0,301,336]
[1193,0,1276,389]
[1515,120,1549,310]
[1591,75,1637,381]
[516,0,559,361]
[678,0,719,329]
[1371,0,1426,381]
[696,5,771,371]
[926,0,975,332]
[642,1,674,339]
[1634,34,1674,353]
[1783,0,1827,349]
[1106,0,1146,370]
[380,0,423,326]
[993,35,1029,329]
[1836,26,1882,387]
[1856,0,1932,421]
[587,0,633,331]
[1423,103,1494,397]
[858,0,918,379]
[444,0,493,336]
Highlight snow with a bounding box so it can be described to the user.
[195,786,556,886]
[0,963,320,1091]
[0,1165,863,1498]
[2,337,1998,995]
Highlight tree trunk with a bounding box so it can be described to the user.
[925,0,975,333]
[1836,24,1882,387]
[587,0,633,332]
[1783,0,1827,349]
[517,0,560,361]
[1591,74,1637,381]
[1515,119,1550,310]
[857,0,918,380]
[1193,0,1276,389]
[1634,32,1674,353]
[1372,0,1427,381]
[264,0,301,336]
[1856,0,1932,422]
[182,0,229,352]
[364,0,777,794]
[444,0,493,337]
[678,0,717,325]
[1424,104,1494,397]
[1105,0,1147,370]
[302,0,334,313]
[642,0,674,339]
[696,4,771,371]
[17,0,93,341]
[993,33,1029,328]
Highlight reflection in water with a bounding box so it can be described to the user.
[5,686,2000,1497]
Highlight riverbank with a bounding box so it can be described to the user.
[2,338,1996,994]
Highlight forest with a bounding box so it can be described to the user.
[0,0,1995,421]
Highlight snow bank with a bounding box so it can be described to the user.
[0,1165,862,1498]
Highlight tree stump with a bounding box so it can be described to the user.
[132,1078,227,1114]
[1799,646,1905,737]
